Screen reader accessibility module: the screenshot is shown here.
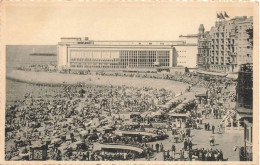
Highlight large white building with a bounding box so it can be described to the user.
[177,34,198,68]
[57,37,198,71]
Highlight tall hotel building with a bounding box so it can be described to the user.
[198,16,253,73]
[57,36,198,71]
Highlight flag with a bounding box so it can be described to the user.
[217,13,220,19]
[224,11,229,18]
[220,12,225,19]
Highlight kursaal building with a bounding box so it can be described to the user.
[56,35,198,71]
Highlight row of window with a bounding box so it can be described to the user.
[210,65,230,72]
[69,62,168,68]
[69,49,171,68]
[70,63,122,68]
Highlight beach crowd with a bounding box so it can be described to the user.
[6,64,238,161]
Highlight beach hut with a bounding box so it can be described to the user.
[168,113,189,124]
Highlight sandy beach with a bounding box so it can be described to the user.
[6,70,196,94]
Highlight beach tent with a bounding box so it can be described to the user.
[52,138,62,144]
[80,130,88,137]
[151,110,164,117]
[175,104,185,110]
[168,113,189,117]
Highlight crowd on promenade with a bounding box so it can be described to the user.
[17,64,57,72]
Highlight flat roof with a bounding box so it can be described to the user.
[93,40,184,42]
[58,38,197,46]
[179,34,198,38]
[67,45,176,49]
[61,37,81,39]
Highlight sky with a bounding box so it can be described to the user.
[3,2,255,45]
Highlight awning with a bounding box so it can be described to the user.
[238,114,253,119]
[226,73,238,79]
[168,113,189,117]
[175,103,185,110]
[141,111,152,118]
[130,112,141,115]
[156,104,171,109]
[182,99,194,104]
[93,143,143,153]
[122,121,139,126]
[151,110,164,117]
[195,93,207,97]
[52,138,62,143]
[236,107,253,114]
[114,130,157,137]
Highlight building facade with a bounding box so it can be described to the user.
[198,16,253,73]
[236,63,253,161]
[57,37,198,71]
[197,24,212,70]
[178,34,199,68]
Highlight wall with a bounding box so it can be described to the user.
[175,45,198,68]
[57,45,68,69]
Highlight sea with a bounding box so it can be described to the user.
[6,45,57,105]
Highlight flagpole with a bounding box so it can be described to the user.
[223,11,225,22]
[222,11,224,23]
[216,11,217,24]
[216,11,219,27]
[218,11,220,27]
[220,11,223,23]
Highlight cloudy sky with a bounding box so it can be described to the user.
[3,2,255,45]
